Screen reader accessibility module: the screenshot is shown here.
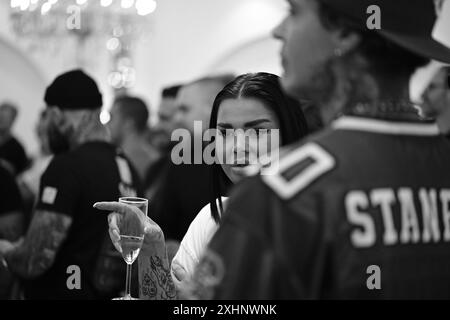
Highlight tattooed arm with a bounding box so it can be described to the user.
[137,215,177,300]
[0,211,24,241]
[2,210,72,279]
[138,242,177,300]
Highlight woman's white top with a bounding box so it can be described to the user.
[171,197,228,289]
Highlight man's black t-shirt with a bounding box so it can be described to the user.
[0,136,28,175]
[0,166,22,217]
[24,141,140,300]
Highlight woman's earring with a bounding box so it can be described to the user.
[334,47,343,57]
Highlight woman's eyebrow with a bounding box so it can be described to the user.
[217,119,272,128]
[217,123,233,128]
[243,119,272,127]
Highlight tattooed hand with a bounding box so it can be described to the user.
[138,254,177,300]
[95,202,176,300]
[94,201,165,255]
[141,271,157,299]
[150,256,176,299]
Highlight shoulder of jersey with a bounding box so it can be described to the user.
[261,141,336,200]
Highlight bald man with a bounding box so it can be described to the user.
[172,77,231,134]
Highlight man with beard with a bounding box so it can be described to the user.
[0,70,140,299]
[190,0,450,299]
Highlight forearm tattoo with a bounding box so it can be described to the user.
[5,210,72,279]
[139,255,177,300]
[0,212,24,241]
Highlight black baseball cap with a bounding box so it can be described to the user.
[44,69,103,110]
[320,0,450,64]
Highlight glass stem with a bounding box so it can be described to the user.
[125,262,132,298]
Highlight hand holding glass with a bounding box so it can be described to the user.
[107,197,148,300]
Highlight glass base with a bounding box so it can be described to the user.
[112,296,139,300]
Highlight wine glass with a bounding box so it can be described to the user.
[113,197,148,300]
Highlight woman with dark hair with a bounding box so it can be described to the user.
[170,72,308,287]
[95,72,309,298]
[208,72,308,224]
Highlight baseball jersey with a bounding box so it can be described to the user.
[191,115,450,299]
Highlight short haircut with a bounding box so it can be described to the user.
[113,96,149,132]
[0,102,18,121]
[162,84,183,99]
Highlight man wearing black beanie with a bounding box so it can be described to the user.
[0,69,141,299]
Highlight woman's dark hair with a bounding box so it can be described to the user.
[208,72,309,223]
[317,1,430,78]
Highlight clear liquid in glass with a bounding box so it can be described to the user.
[120,235,144,264]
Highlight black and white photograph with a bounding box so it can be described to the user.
[0,0,450,310]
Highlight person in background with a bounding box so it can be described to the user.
[108,96,160,184]
[19,109,53,197]
[144,84,183,205]
[0,166,24,299]
[151,84,183,150]
[95,72,310,298]
[0,69,141,300]
[18,109,53,222]
[190,0,450,299]
[0,102,29,176]
[421,66,450,135]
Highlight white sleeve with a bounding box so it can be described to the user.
[171,203,217,289]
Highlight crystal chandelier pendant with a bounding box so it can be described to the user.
[9,0,156,92]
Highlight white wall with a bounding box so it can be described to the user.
[132,0,286,106]
[209,36,282,76]
[0,37,46,155]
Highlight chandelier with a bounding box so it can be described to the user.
[9,0,157,90]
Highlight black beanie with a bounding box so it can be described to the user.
[44,69,103,110]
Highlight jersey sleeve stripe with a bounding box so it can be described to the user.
[262,143,335,200]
